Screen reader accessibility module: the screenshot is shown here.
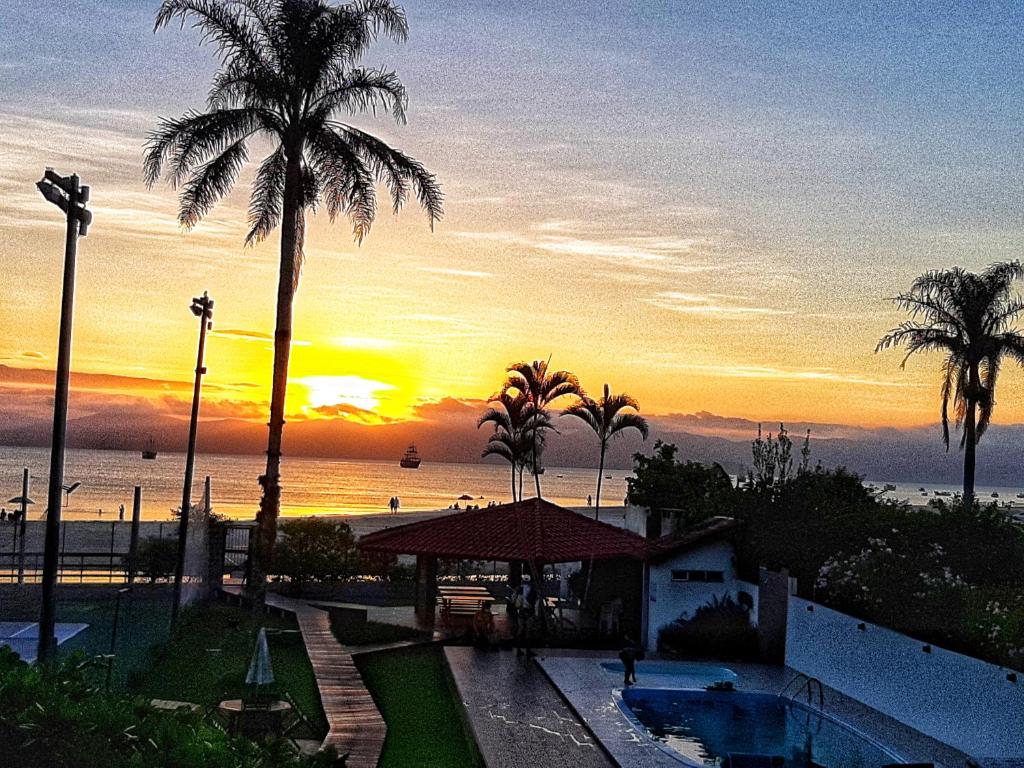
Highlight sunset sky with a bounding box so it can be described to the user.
[2,1,1024,441]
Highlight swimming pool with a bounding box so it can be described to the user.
[619,688,904,766]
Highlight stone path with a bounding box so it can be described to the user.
[444,646,614,768]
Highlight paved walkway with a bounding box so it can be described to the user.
[444,646,614,768]
[233,590,387,768]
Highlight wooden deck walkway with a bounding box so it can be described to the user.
[250,591,387,768]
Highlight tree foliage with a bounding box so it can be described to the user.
[273,517,357,591]
[626,441,735,529]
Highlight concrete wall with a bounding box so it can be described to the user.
[645,541,740,652]
[786,595,1024,760]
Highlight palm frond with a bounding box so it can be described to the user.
[245,146,286,244]
[179,138,249,228]
[609,412,650,441]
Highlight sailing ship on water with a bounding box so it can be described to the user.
[400,444,422,469]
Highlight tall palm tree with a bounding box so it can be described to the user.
[563,384,649,521]
[502,360,582,498]
[877,261,1024,507]
[478,391,549,502]
[145,0,442,598]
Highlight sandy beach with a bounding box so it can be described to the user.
[0,505,635,559]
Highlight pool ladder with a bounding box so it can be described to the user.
[778,673,825,712]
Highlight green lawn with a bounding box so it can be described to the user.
[357,645,482,768]
[129,602,326,734]
[55,587,175,690]
[331,617,431,646]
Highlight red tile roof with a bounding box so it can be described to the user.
[358,498,647,563]
[644,516,739,563]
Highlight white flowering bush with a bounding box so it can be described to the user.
[816,534,968,630]
[962,591,1024,667]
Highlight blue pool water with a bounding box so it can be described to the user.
[621,689,903,767]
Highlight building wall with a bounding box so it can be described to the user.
[645,541,740,652]
[786,595,1024,760]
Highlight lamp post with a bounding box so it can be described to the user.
[170,291,214,630]
[105,586,132,691]
[9,468,34,584]
[36,169,91,664]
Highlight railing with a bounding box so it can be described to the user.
[0,551,130,584]
[778,672,825,712]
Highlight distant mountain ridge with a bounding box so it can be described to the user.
[2,400,1023,486]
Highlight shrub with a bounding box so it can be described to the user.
[657,593,757,660]
[0,647,342,767]
[273,518,357,593]
[132,537,178,583]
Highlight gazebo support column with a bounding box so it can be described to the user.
[414,555,438,623]
[508,560,523,589]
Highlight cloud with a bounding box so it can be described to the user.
[637,356,915,389]
[214,329,311,347]
[308,403,398,424]
[411,396,489,422]
[645,292,794,318]
[417,266,493,279]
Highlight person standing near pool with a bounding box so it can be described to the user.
[619,635,642,686]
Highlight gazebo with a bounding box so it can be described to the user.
[358,498,647,628]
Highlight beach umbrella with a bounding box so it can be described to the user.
[457,494,474,501]
[7,496,34,506]
[245,627,274,687]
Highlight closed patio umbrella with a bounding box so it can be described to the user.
[245,627,274,688]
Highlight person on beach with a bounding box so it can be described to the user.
[618,635,643,686]
[388,496,398,515]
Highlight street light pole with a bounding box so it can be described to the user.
[170,291,214,630]
[36,169,92,664]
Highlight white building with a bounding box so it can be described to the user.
[640,516,747,652]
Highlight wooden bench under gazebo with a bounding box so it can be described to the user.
[358,498,648,631]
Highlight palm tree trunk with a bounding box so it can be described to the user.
[963,396,977,508]
[594,440,606,523]
[581,441,606,609]
[251,153,302,602]
[532,427,542,499]
[511,461,518,503]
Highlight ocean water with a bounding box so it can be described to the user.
[2,445,1022,522]
[0,445,631,521]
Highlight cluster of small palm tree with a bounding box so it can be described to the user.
[477,359,649,520]
[878,261,1024,507]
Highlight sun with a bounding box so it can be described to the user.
[297,375,396,414]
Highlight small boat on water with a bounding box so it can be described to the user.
[400,445,422,469]
[883,483,897,491]
[934,490,952,497]
[142,439,158,460]
[992,492,1000,498]
[1015,493,1024,499]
